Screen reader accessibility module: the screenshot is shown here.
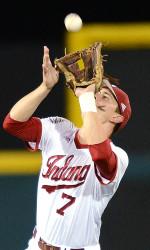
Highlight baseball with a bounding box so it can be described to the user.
[64,13,83,32]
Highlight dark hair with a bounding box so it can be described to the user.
[103,73,120,86]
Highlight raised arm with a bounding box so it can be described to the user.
[75,84,110,145]
[10,46,59,122]
[75,84,117,180]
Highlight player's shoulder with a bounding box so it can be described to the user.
[41,116,68,123]
[40,116,76,130]
[110,141,129,166]
[40,116,72,124]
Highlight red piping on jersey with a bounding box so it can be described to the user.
[74,130,89,149]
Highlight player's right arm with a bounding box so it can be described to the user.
[3,46,59,143]
[9,46,59,122]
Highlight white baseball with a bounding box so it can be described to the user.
[64,13,83,32]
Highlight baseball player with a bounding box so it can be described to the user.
[3,46,131,250]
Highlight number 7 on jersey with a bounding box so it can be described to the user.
[56,193,76,216]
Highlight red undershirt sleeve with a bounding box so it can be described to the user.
[74,131,117,181]
[88,140,117,180]
[3,113,42,151]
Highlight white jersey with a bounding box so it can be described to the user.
[28,116,129,249]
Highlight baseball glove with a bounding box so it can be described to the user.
[54,42,104,93]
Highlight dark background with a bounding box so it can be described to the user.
[0,1,150,250]
[0,1,150,42]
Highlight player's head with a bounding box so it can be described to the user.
[103,78,131,132]
[95,78,132,133]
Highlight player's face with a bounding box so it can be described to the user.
[95,87,119,122]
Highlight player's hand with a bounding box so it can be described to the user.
[42,46,59,89]
[75,84,96,97]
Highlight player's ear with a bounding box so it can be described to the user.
[110,113,124,124]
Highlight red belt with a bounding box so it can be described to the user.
[38,237,85,250]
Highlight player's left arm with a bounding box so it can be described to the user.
[88,140,117,180]
[75,84,117,180]
[75,132,117,180]
[75,84,110,145]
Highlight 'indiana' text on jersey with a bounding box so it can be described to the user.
[42,154,91,182]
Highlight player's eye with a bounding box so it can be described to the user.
[103,95,109,100]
